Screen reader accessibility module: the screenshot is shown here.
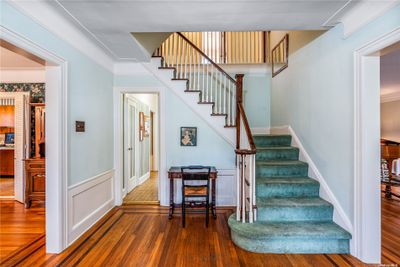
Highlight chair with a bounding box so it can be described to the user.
[181,166,211,227]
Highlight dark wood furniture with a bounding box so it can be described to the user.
[24,158,45,208]
[0,148,14,176]
[381,139,400,199]
[33,104,45,158]
[168,166,217,219]
[181,166,211,227]
[382,175,400,199]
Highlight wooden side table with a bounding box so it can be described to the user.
[168,166,218,219]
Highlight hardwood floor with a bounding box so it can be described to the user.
[124,171,159,204]
[0,178,14,197]
[2,196,400,266]
[0,201,45,261]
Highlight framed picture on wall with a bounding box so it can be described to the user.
[180,127,197,146]
[144,115,150,137]
[139,111,144,141]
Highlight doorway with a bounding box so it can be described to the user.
[122,93,160,204]
[0,40,47,261]
[354,28,400,264]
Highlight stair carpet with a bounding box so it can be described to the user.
[228,135,351,254]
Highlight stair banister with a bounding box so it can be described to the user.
[235,74,257,223]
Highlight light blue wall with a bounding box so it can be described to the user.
[271,5,400,222]
[114,74,236,168]
[242,74,271,129]
[1,2,114,186]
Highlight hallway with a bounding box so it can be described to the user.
[123,171,159,204]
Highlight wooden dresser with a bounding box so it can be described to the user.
[24,158,45,208]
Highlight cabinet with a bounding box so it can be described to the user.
[24,158,45,208]
[0,148,14,176]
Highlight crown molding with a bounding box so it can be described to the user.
[381,90,400,103]
[324,0,400,38]
[6,0,115,72]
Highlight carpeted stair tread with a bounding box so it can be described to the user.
[256,160,307,166]
[256,197,332,208]
[254,135,292,147]
[256,177,318,185]
[228,214,351,240]
[256,146,298,150]
[256,147,300,161]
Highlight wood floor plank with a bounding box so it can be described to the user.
[4,197,400,266]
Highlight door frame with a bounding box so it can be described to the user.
[123,95,140,195]
[1,26,68,253]
[113,87,165,205]
[353,27,400,263]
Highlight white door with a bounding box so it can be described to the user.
[123,96,139,193]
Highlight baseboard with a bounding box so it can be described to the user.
[286,126,353,234]
[251,127,270,135]
[67,169,115,244]
[138,172,150,185]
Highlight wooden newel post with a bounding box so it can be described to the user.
[235,74,244,150]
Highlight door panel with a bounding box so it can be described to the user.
[124,96,139,193]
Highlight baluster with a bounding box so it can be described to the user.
[248,155,253,223]
[197,53,200,90]
[224,75,227,115]
[182,41,187,80]
[241,154,246,223]
[227,81,231,125]
[205,64,209,102]
[219,72,222,114]
[188,45,192,89]
[236,155,241,221]
[202,60,205,101]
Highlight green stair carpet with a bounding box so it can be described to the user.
[228,135,351,254]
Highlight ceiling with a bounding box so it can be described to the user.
[381,46,400,100]
[0,46,45,69]
[51,0,356,61]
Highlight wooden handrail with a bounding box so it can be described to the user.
[177,32,236,84]
[235,73,256,154]
[237,103,256,153]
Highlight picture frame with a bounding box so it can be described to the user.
[180,127,197,146]
[144,115,150,137]
[271,34,289,77]
[139,111,144,141]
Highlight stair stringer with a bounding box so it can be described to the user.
[141,57,236,147]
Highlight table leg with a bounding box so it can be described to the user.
[385,184,392,199]
[212,179,216,219]
[169,179,174,219]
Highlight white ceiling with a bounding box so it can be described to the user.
[381,46,400,100]
[51,0,355,61]
[0,46,45,69]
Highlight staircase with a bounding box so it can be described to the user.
[228,134,351,253]
[150,33,350,254]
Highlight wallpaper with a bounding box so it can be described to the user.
[0,83,45,103]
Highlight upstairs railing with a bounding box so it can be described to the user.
[153,32,257,223]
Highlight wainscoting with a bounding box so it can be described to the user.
[67,169,115,244]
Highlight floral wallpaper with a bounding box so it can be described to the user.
[0,83,45,157]
[0,83,45,103]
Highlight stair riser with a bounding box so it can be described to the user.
[256,149,299,161]
[256,165,308,177]
[256,183,320,198]
[231,232,350,254]
[254,136,292,147]
[257,206,333,222]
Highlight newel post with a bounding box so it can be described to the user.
[235,74,244,150]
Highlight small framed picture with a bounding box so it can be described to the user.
[139,112,144,141]
[180,127,197,146]
[144,115,150,137]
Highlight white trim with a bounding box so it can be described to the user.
[324,0,400,37]
[0,25,69,253]
[67,169,115,244]
[381,90,400,103]
[6,0,114,71]
[251,127,270,135]
[114,87,166,206]
[269,126,353,237]
[353,27,400,264]
[137,172,151,186]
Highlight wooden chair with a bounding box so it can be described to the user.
[181,166,211,227]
